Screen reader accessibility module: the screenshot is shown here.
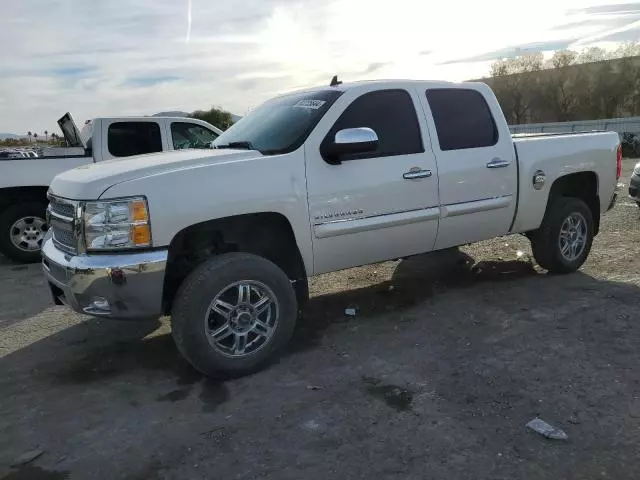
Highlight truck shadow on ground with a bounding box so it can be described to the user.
[290,248,538,353]
[2,249,539,387]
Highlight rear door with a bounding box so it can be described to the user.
[305,85,440,274]
[420,86,517,250]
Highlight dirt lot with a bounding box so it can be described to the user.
[1,160,639,480]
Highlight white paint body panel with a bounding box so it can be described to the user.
[45,80,620,278]
[305,83,440,274]
[90,149,315,277]
[510,131,620,233]
[419,83,518,250]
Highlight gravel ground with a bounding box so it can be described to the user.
[1,160,639,480]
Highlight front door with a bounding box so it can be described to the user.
[419,86,518,250]
[304,85,440,274]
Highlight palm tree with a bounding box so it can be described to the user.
[44,130,48,141]
[33,133,38,143]
[27,131,32,143]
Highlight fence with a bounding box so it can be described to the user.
[509,117,640,135]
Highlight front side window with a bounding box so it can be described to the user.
[211,90,343,155]
[107,122,162,157]
[321,89,424,161]
[171,123,219,150]
[426,89,498,151]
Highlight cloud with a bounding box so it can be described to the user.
[569,3,640,15]
[440,40,578,64]
[1,0,639,133]
[361,62,392,74]
[124,76,182,87]
[50,66,98,77]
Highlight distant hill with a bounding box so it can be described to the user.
[0,133,23,140]
[152,111,189,117]
[153,111,242,123]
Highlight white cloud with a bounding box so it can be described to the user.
[1,0,638,134]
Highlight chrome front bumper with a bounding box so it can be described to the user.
[41,235,168,319]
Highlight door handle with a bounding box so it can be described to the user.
[486,158,511,168]
[403,169,432,179]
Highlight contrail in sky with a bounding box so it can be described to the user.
[186,0,192,43]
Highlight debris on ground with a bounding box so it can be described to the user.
[306,385,323,391]
[11,448,44,466]
[526,418,569,440]
[345,308,357,316]
[567,414,581,425]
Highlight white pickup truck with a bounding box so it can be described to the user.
[0,113,222,262]
[42,79,620,377]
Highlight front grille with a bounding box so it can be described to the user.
[49,197,75,219]
[48,196,79,253]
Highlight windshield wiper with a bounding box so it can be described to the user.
[213,141,254,150]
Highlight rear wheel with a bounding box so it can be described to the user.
[530,197,594,274]
[171,253,298,377]
[0,202,48,263]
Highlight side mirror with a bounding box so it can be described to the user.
[322,127,379,164]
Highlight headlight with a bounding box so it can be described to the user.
[634,163,640,176]
[83,197,151,250]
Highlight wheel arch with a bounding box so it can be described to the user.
[547,171,600,235]
[162,212,308,315]
[0,186,50,213]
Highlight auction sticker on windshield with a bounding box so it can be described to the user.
[293,99,326,109]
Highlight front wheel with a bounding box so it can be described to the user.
[530,197,594,274]
[171,253,298,377]
[0,202,48,263]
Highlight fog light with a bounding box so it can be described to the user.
[84,296,111,314]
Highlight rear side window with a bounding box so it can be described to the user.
[323,89,423,160]
[107,122,162,157]
[426,89,498,151]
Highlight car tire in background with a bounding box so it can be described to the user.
[530,197,594,274]
[0,202,48,264]
[171,252,298,378]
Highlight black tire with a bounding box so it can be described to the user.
[171,252,298,377]
[0,202,48,263]
[530,197,594,274]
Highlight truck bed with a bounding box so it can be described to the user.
[511,130,619,234]
[0,156,90,189]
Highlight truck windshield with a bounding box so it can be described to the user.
[211,89,343,155]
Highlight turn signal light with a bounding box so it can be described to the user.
[131,225,151,246]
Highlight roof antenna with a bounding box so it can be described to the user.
[330,75,342,87]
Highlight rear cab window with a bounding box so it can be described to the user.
[426,89,498,151]
[107,122,162,157]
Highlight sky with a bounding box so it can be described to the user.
[2,0,640,134]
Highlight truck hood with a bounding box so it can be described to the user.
[49,149,263,199]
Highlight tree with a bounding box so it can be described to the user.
[44,130,48,141]
[486,43,640,123]
[489,53,543,123]
[189,106,233,130]
[27,131,32,143]
[33,133,38,142]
